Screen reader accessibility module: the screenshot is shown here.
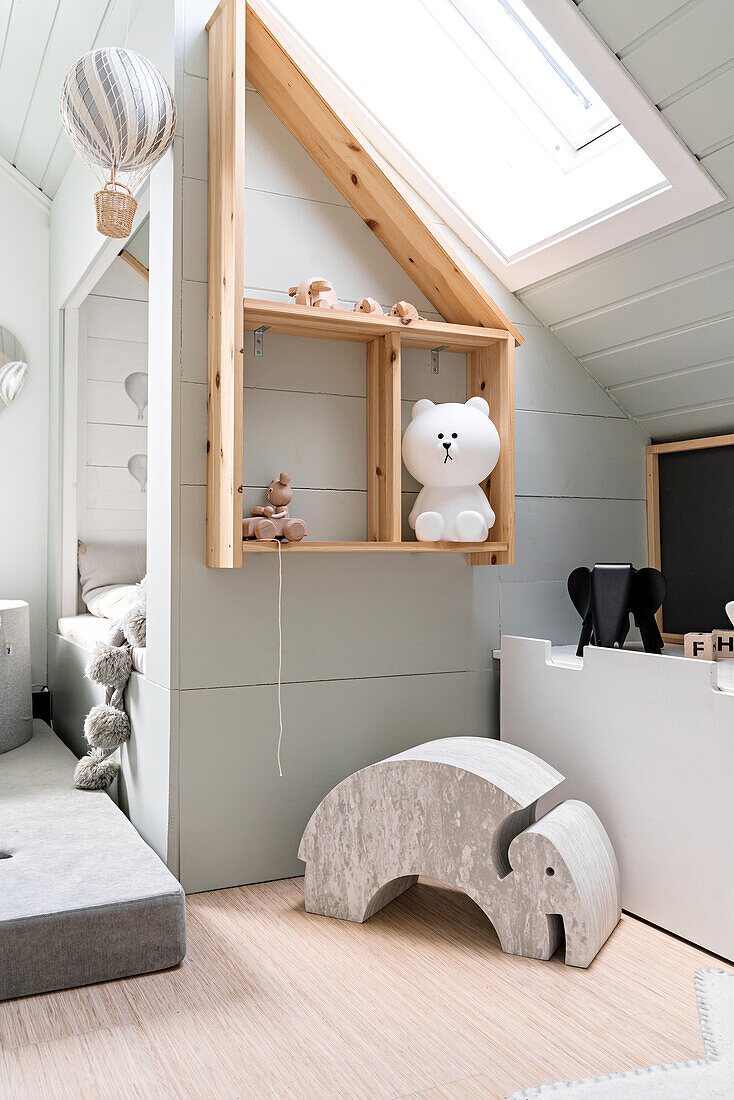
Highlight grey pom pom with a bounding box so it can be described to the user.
[85,642,132,690]
[122,605,146,648]
[84,704,130,750]
[74,752,120,790]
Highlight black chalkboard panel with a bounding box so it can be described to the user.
[658,443,734,635]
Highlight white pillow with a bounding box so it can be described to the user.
[85,583,142,621]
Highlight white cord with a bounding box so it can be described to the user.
[276,539,284,777]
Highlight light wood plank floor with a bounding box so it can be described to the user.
[1,877,730,1099]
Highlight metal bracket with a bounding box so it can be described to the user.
[431,345,448,375]
[254,325,271,358]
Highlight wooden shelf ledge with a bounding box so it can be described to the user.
[243,540,508,554]
[244,299,512,353]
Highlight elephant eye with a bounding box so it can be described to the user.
[545,867,555,876]
[438,433,444,439]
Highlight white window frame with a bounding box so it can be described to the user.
[258,0,723,292]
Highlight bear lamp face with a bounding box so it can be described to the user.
[402,397,500,488]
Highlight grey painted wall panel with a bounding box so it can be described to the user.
[502,497,648,584]
[515,411,646,499]
[178,671,498,892]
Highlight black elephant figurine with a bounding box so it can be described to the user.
[568,563,666,657]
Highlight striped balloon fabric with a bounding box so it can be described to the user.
[60,48,177,237]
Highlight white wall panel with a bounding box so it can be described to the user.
[85,295,148,343]
[523,207,734,326]
[639,400,734,441]
[87,338,147,382]
[622,0,734,106]
[553,264,734,358]
[611,359,734,416]
[576,0,686,53]
[580,314,734,387]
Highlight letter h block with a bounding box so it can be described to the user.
[713,630,734,658]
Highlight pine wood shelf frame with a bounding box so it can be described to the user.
[207,0,521,567]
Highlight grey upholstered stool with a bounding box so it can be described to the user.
[299,737,620,968]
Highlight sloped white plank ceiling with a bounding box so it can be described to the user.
[0,0,144,198]
[520,0,734,442]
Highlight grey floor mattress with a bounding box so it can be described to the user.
[0,721,186,1001]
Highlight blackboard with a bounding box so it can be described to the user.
[656,442,734,637]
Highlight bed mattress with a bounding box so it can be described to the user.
[57,615,146,676]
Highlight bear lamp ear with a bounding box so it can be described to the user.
[411,399,435,420]
[466,396,489,417]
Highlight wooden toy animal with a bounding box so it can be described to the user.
[243,472,308,542]
[288,277,338,310]
[389,300,422,324]
[299,736,621,968]
[354,297,384,315]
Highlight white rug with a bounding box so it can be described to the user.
[509,969,734,1099]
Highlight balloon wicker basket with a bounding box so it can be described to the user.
[94,181,137,239]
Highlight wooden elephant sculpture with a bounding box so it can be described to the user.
[299,737,621,968]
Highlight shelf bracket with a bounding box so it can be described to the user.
[431,345,448,375]
[254,324,271,358]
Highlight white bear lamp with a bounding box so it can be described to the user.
[402,397,500,543]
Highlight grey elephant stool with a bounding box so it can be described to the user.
[299,737,620,968]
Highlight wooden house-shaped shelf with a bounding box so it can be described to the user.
[206,0,523,568]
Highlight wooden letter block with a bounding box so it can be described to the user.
[713,630,734,658]
[685,632,714,660]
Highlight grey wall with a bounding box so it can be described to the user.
[520,0,734,442]
[176,0,648,893]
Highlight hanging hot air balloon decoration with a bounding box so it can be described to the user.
[59,48,177,239]
[0,327,29,411]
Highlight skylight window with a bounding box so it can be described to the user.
[265,0,721,288]
[431,0,619,161]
